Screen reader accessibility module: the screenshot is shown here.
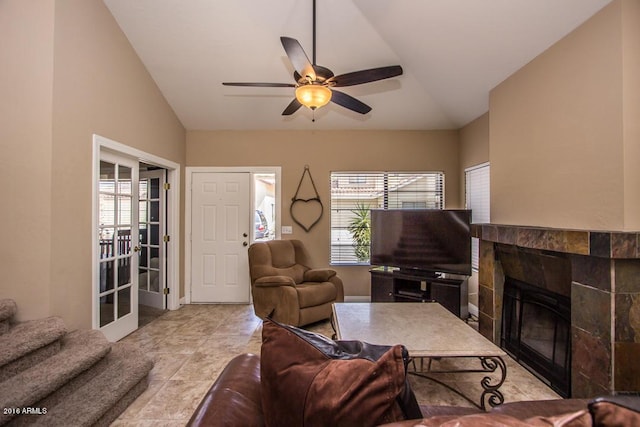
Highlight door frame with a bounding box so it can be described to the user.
[92,134,181,333]
[138,168,168,310]
[185,166,281,304]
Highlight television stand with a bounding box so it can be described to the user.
[396,269,439,279]
[370,267,469,319]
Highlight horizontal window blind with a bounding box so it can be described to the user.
[465,163,490,270]
[330,172,445,265]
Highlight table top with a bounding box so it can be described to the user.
[332,302,506,358]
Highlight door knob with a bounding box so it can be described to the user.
[243,242,248,247]
[243,233,248,237]
[133,246,142,252]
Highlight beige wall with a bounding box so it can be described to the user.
[459,112,490,206]
[459,113,490,170]
[622,0,640,230]
[0,0,55,321]
[187,130,460,296]
[1,0,186,329]
[489,0,637,231]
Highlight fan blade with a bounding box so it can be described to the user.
[329,65,403,87]
[222,82,295,87]
[280,37,316,81]
[330,90,372,114]
[282,98,303,116]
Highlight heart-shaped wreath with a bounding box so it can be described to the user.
[290,166,323,232]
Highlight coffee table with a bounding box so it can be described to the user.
[332,302,507,410]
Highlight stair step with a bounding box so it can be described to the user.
[0,317,67,382]
[0,299,17,335]
[0,329,111,425]
[8,342,154,427]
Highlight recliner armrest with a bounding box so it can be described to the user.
[304,269,337,282]
[254,275,296,287]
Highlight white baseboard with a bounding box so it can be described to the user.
[344,295,371,302]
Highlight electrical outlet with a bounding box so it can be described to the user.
[282,225,293,234]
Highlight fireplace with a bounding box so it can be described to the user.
[502,277,571,396]
[473,224,640,397]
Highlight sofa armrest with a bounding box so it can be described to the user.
[187,353,263,427]
[303,269,337,282]
[589,395,640,426]
[254,275,296,287]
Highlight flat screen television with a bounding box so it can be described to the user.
[370,209,471,276]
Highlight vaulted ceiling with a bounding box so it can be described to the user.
[104,0,611,130]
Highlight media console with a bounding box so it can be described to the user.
[370,267,469,319]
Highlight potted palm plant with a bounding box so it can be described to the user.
[348,203,371,263]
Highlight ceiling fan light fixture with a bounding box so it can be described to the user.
[295,84,332,110]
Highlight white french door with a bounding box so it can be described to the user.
[97,151,139,341]
[190,172,251,303]
[138,169,166,309]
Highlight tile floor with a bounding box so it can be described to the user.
[113,303,560,426]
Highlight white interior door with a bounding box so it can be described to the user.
[97,151,139,341]
[138,169,166,309]
[191,172,251,303]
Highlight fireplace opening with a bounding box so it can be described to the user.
[501,277,571,397]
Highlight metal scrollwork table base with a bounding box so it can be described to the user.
[332,302,509,411]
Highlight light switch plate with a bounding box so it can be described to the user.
[282,225,293,234]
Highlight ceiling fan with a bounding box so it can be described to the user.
[222,0,403,119]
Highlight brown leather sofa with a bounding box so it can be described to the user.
[248,239,344,326]
[187,353,640,427]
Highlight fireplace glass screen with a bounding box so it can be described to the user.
[502,277,571,397]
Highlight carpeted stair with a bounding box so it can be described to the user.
[0,299,153,426]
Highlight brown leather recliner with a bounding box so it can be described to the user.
[247,239,344,326]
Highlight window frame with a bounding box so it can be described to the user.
[464,162,490,272]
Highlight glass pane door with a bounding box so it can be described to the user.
[138,169,165,309]
[97,152,139,341]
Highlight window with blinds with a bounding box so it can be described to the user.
[465,163,490,271]
[330,171,445,265]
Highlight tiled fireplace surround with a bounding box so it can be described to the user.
[472,224,640,397]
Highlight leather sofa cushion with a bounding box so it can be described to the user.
[589,395,640,427]
[260,318,415,427]
[397,410,591,426]
[296,282,338,308]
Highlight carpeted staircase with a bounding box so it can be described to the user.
[0,299,153,426]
